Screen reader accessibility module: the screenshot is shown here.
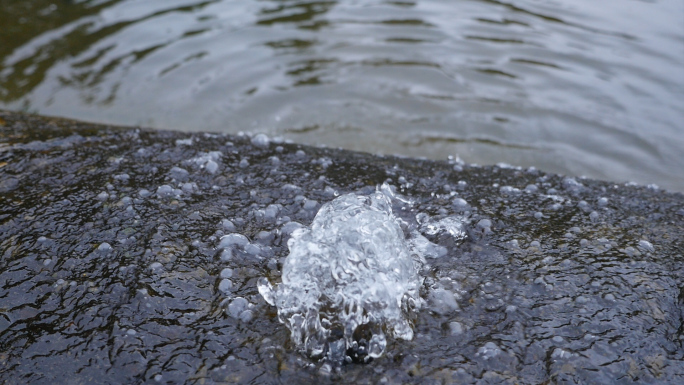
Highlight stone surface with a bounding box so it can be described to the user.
[0,110,683,384]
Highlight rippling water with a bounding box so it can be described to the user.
[1,0,682,191]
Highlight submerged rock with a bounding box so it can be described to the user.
[0,110,683,384]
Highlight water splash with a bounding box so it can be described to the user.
[258,185,429,362]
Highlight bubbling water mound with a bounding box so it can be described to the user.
[258,189,425,362]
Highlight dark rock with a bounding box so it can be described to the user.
[1,110,683,384]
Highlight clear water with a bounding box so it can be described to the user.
[1,0,683,191]
[258,186,446,362]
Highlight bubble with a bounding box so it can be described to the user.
[429,288,460,314]
[156,185,181,199]
[218,233,249,249]
[263,204,281,220]
[430,216,467,237]
[188,151,222,173]
[220,268,233,279]
[477,219,492,229]
[303,199,318,211]
[169,166,189,180]
[244,243,261,256]
[551,348,574,359]
[500,186,520,195]
[562,177,583,190]
[220,219,236,232]
[251,133,270,148]
[525,184,538,193]
[218,279,233,293]
[113,174,129,182]
[637,240,654,252]
[589,211,600,222]
[280,222,304,237]
[226,298,253,323]
[239,310,254,323]
[453,198,468,207]
[476,342,501,359]
[449,321,464,335]
[227,297,249,318]
[181,182,198,194]
[205,160,218,174]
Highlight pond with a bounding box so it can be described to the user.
[0,0,682,191]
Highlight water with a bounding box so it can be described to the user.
[258,186,466,362]
[1,111,683,383]
[0,0,683,193]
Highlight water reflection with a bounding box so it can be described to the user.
[257,0,336,28]
[0,0,682,191]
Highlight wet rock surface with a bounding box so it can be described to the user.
[1,110,683,384]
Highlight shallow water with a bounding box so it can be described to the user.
[0,0,683,191]
[1,111,683,383]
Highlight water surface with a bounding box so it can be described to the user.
[1,0,682,191]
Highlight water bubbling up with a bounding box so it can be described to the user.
[258,186,429,362]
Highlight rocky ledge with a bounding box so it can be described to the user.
[1,110,683,384]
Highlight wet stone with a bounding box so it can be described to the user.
[1,110,683,384]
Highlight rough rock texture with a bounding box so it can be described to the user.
[1,109,683,384]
